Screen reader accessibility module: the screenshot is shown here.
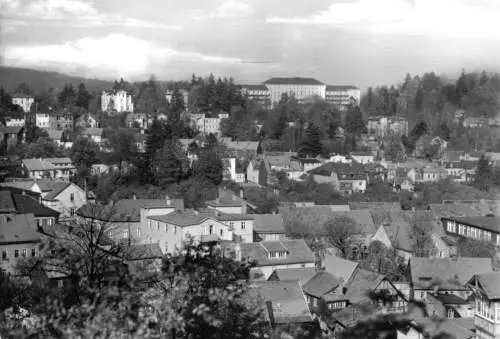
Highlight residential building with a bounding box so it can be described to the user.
[290,157,322,172]
[463,116,488,128]
[3,111,25,127]
[441,215,500,246]
[75,113,99,129]
[0,189,59,233]
[468,272,500,339]
[413,135,448,158]
[253,214,286,242]
[237,239,316,280]
[188,112,228,136]
[223,140,260,159]
[82,128,103,144]
[125,113,151,129]
[422,167,448,183]
[263,77,326,106]
[165,89,189,106]
[367,116,409,137]
[48,111,73,130]
[426,293,473,318]
[240,84,271,108]
[35,112,50,128]
[0,126,24,147]
[39,181,87,219]
[147,209,253,253]
[408,257,493,302]
[205,188,257,214]
[308,162,367,195]
[325,85,361,111]
[222,157,245,183]
[11,95,34,113]
[0,213,40,274]
[101,90,134,113]
[46,129,64,146]
[22,158,76,180]
[350,151,374,164]
[250,280,313,328]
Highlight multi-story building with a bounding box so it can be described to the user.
[11,95,34,113]
[165,89,189,106]
[3,112,26,127]
[325,85,361,111]
[101,90,134,113]
[240,84,271,108]
[367,116,409,137]
[263,77,326,105]
[188,112,228,136]
[48,111,73,130]
[441,215,500,246]
[22,158,76,180]
[35,112,50,129]
[309,162,368,195]
[468,272,500,339]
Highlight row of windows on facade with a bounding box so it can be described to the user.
[147,220,246,233]
[446,221,499,244]
[1,248,36,260]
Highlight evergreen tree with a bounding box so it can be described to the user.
[193,150,224,186]
[438,122,450,141]
[366,87,373,108]
[58,84,76,108]
[479,70,488,86]
[154,139,187,187]
[414,85,423,110]
[75,83,90,109]
[298,123,322,157]
[274,107,288,139]
[474,155,494,191]
[456,69,469,106]
[169,86,185,118]
[345,105,365,134]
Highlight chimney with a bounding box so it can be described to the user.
[165,195,171,206]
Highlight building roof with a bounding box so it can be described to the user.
[446,215,500,233]
[410,257,493,289]
[149,209,252,227]
[270,268,317,286]
[3,191,59,217]
[46,129,63,141]
[125,243,163,261]
[326,85,359,91]
[206,188,258,210]
[349,202,401,211]
[429,203,492,219]
[240,239,315,266]
[344,268,386,304]
[21,158,64,171]
[242,84,269,91]
[0,191,16,213]
[253,214,286,234]
[77,198,184,222]
[302,271,340,298]
[433,293,468,305]
[263,77,324,85]
[474,272,500,300]
[42,182,72,201]
[0,126,23,134]
[224,140,260,152]
[308,162,366,177]
[0,213,39,244]
[82,128,103,137]
[322,254,358,285]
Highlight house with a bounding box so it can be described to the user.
[350,151,374,164]
[125,113,151,129]
[123,243,163,275]
[397,317,476,339]
[408,257,493,302]
[426,293,473,319]
[82,128,103,144]
[222,157,245,183]
[250,280,313,328]
[48,110,73,130]
[224,140,260,159]
[253,214,286,242]
[0,190,59,230]
[77,196,185,244]
[11,95,34,113]
[441,215,500,246]
[366,116,409,137]
[91,163,112,176]
[146,209,253,253]
[39,181,87,219]
[308,162,367,195]
[75,113,99,129]
[422,167,448,182]
[237,239,316,280]
[329,154,352,164]
[246,159,261,184]
[101,90,134,113]
[290,157,322,172]
[240,84,271,108]
[21,158,75,180]
[0,213,41,274]
[463,116,487,128]
[467,272,500,339]
[3,111,25,127]
[46,129,64,145]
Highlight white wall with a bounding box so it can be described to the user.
[252,262,316,280]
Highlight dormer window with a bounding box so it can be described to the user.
[269,250,287,259]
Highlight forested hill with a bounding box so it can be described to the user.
[0,66,114,93]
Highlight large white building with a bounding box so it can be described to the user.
[101,90,134,113]
[189,112,229,136]
[325,85,361,111]
[263,77,326,105]
[11,95,34,113]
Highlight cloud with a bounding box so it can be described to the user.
[3,34,243,78]
[193,0,252,20]
[1,0,183,30]
[266,0,500,39]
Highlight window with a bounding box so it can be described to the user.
[157,223,160,231]
[209,225,213,235]
[48,218,53,226]
[165,224,168,232]
[1,250,7,260]
[241,222,246,230]
[70,208,75,216]
[123,230,129,239]
[220,229,224,236]
[70,193,74,202]
[136,228,141,237]
[458,224,465,235]
[22,249,27,257]
[229,222,234,228]
[447,308,454,319]
[419,291,426,299]
[14,249,19,258]
[31,248,36,257]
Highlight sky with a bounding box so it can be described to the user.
[1,0,499,89]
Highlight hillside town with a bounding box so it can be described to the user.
[1,69,500,338]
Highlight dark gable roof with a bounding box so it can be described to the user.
[149,209,253,227]
[0,191,16,213]
[271,268,317,286]
[326,85,359,91]
[433,293,467,305]
[263,77,324,85]
[11,193,60,217]
[42,182,71,201]
[410,257,493,289]
[445,215,500,233]
[125,243,163,261]
[242,84,269,91]
[0,126,23,134]
[474,272,500,300]
[302,271,340,298]
[344,268,386,304]
[308,162,366,176]
[240,239,315,266]
[322,255,358,285]
[78,198,185,222]
[253,214,286,234]
[0,213,40,244]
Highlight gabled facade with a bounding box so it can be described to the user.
[468,272,500,339]
[41,182,87,219]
